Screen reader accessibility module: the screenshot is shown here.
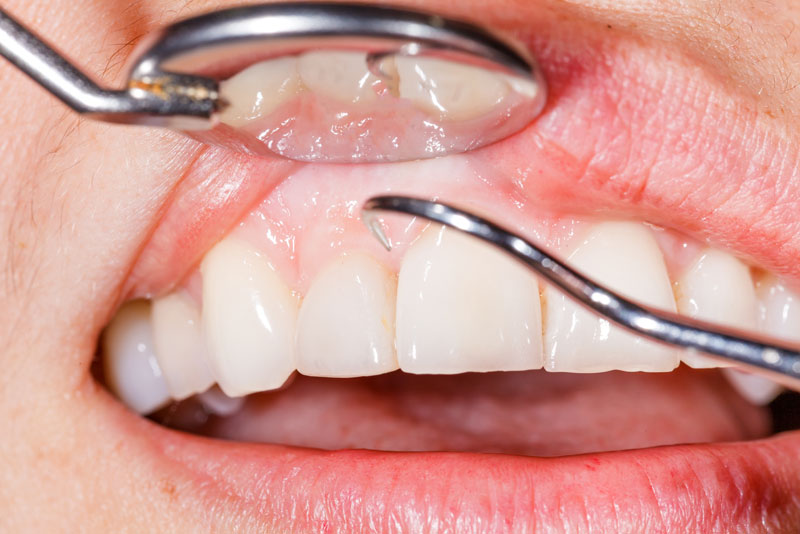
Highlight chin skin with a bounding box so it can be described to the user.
[2,0,800,532]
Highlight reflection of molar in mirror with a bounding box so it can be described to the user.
[213,49,543,163]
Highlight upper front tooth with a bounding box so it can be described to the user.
[544,221,679,373]
[675,249,757,368]
[218,57,305,127]
[151,292,215,400]
[396,224,543,374]
[201,237,298,397]
[395,56,510,121]
[297,51,380,104]
[756,274,800,342]
[102,300,170,414]
[296,253,398,377]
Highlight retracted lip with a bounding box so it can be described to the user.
[123,4,800,301]
[92,2,800,533]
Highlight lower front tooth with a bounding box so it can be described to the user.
[396,225,543,374]
[151,292,215,401]
[102,301,170,414]
[723,368,783,406]
[296,253,398,377]
[201,237,298,397]
[675,249,757,368]
[544,221,679,373]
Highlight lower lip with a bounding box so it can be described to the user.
[148,418,800,532]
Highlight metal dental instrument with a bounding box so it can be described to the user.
[362,196,800,391]
[0,3,545,159]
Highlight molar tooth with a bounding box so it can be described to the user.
[296,253,398,377]
[218,57,304,127]
[151,292,215,401]
[675,249,757,368]
[297,51,380,104]
[201,237,298,397]
[102,301,170,414]
[395,56,510,121]
[396,225,543,374]
[544,222,679,373]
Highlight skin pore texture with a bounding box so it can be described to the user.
[4,0,800,532]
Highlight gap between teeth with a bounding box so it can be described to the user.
[103,221,799,414]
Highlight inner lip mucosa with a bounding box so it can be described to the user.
[95,152,800,459]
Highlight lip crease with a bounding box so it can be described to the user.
[105,3,800,533]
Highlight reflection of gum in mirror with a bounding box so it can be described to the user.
[213,50,542,163]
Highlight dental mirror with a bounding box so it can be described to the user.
[0,2,547,163]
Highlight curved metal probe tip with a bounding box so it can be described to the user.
[362,195,800,391]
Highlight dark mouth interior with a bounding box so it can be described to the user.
[90,363,800,457]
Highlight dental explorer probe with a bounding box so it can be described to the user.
[0,3,544,130]
[362,196,800,391]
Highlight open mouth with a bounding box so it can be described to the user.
[41,1,800,532]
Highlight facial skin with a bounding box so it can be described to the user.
[3,0,800,532]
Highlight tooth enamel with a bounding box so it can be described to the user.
[151,292,215,400]
[675,249,757,368]
[395,56,510,121]
[102,300,170,414]
[297,51,380,104]
[296,253,398,377]
[723,368,783,406]
[396,225,543,374]
[544,221,679,373]
[218,57,304,127]
[197,386,246,417]
[201,237,298,397]
[756,274,800,342]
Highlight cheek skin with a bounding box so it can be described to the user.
[0,0,800,532]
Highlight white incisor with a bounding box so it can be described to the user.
[544,221,679,373]
[296,253,398,377]
[396,225,543,374]
[675,249,757,368]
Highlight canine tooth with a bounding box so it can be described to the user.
[201,237,298,397]
[675,249,757,368]
[102,301,170,414]
[396,56,510,121]
[151,292,215,400]
[544,222,679,373]
[218,57,304,127]
[396,225,542,374]
[723,369,783,406]
[296,253,398,377]
[756,275,800,342]
[297,51,380,104]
